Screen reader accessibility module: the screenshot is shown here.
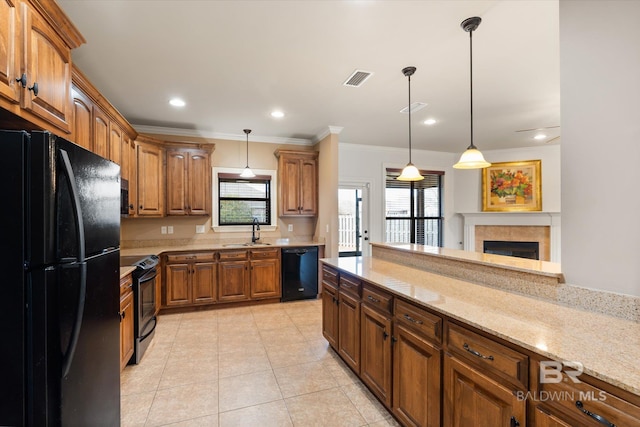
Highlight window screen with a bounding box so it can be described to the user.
[385,168,444,246]
[218,173,271,225]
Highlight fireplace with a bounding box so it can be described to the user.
[483,241,539,260]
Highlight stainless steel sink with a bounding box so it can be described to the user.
[221,242,271,248]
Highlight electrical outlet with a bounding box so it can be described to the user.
[288,224,293,232]
[326,224,329,233]
[161,226,167,234]
[167,226,174,234]
[196,225,205,234]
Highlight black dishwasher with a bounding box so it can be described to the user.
[281,246,318,301]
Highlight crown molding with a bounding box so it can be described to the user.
[314,125,344,143]
[132,125,314,145]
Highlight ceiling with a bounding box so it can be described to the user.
[57,0,560,152]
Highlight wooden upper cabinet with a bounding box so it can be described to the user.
[92,106,109,159]
[275,149,318,217]
[120,135,130,182]
[21,2,72,133]
[136,138,165,217]
[0,0,19,104]
[70,84,92,151]
[166,147,211,216]
[109,121,122,165]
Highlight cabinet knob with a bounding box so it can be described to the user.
[129,204,134,210]
[140,205,143,209]
[16,73,27,88]
[28,82,39,96]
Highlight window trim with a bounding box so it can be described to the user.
[212,167,278,232]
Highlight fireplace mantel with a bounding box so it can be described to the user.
[459,212,561,263]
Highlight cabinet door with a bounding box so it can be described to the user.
[137,143,164,216]
[166,150,187,215]
[192,262,216,304]
[0,0,19,103]
[250,258,280,299]
[530,405,572,427]
[70,86,92,151]
[322,285,339,349]
[121,136,130,182]
[21,2,72,133]
[119,290,134,371]
[165,263,191,306]
[338,289,361,374]
[187,151,210,215]
[360,304,392,407]
[443,355,526,427]
[93,107,109,159]
[218,261,250,302]
[280,157,301,215]
[127,140,137,216]
[299,158,317,215]
[109,122,122,165]
[393,322,442,427]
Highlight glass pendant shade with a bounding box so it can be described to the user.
[453,147,491,169]
[239,166,255,178]
[398,163,424,181]
[239,129,255,178]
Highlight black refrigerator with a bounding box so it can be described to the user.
[0,130,121,426]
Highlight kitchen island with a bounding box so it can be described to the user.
[320,243,640,426]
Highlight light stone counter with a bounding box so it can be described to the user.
[321,255,640,397]
[121,240,324,258]
[120,266,136,279]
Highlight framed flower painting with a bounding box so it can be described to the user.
[482,160,542,212]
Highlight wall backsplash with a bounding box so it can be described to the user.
[120,216,317,248]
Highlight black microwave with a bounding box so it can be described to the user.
[121,178,130,217]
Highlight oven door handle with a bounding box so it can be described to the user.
[138,268,158,283]
[140,316,157,341]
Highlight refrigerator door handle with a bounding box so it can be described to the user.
[59,149,88,377]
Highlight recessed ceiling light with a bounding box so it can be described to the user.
[169,98,186,107]
[533,134,547,140]
[423,118,437,125]
[271,111,285,118]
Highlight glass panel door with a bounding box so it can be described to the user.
[338,185,369,257]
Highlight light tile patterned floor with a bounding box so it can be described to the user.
[121,299,399,427]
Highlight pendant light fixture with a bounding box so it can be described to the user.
[397,66,424,181]
[453,17,491,169]
[239,129,255,178]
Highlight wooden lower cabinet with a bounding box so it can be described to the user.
[119,274,134,371]
[360,303,393,407]
[392,322,442,427]
[443,354,526,427]
[321,282,339,350]
[164,253,216,307]
[218,260,250,302]
[249,248,281,299]
[338,288,361,373]
[529,405,572,427]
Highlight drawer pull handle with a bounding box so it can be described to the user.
[463,343,494,361]
[575,401,615,427]
[367,295,380,303]
[403,314,423,325]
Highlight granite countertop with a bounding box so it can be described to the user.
[321,256,640,397]
[370,242,564,280]
[121,240,324,257]
[120,266,136,279]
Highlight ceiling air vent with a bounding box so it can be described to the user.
[400,102,428,114]
[343,70,373,87]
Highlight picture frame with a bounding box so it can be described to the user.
[482,160,542,212]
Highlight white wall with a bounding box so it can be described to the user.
[560,1,640,297]
[453,144,561,214]
[338,143,461,249]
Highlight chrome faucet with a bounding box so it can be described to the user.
[251,217,261,243]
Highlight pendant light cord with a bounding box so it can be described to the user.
[469,28,475,150]
[246,133,249,167]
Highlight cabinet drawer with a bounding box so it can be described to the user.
[362,283,393,315]
[218,250,248,261]
[166,252,215,263]
[446,322,528,389]
[535,361,640,426]
[395,298,442,344]
[339,274,361,297]
[322,265,339,287]
[250,248,280,259]
[119,275,133,298]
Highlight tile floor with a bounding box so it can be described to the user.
[121,299,399,426]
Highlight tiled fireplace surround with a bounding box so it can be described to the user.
[461,212,561,263]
